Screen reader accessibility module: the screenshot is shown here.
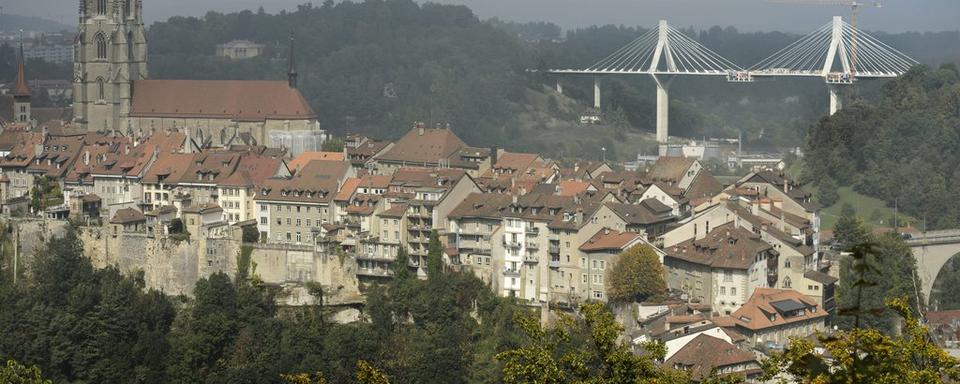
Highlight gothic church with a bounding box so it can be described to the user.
[72,0,325,154]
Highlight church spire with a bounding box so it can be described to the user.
[287,31,298,88]
[14,30,30,97]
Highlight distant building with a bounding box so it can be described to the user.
[24,44,73,64]
[216,40,266,59]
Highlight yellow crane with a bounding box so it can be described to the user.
[766,0,882,79]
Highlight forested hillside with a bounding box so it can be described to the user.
[804,64,960,230]
[141,2,958,159]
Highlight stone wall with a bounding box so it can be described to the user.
[6,218,362,304]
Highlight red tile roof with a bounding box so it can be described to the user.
[376,125,466,164]
[732,288,827,331]
[664,334,759,382]
[129,80,315,122]
[579,228,643,252]
[289,151,345,173]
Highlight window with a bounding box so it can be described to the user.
[296,232,302,243]
[286,232,291,240]
[127,30,134,60]
[599,260,606,270]
[581,257,586,268]
[731,287,737,296]
[720,286,726,295]
[260,217,267,225]
[95,34,107,59]
[582,274,588,283]
[306,219,312,227]
[286,218,291,225]
[296,219,301,226]
[97,0,106,15]
[260,204,267,212]
[96,77,105,100]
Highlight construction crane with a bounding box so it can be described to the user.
[766,0,882,79]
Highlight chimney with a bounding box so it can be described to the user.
[490,146,498,165]
[417,122,424,136]
[783,178,789,193]
[84,150,90,165]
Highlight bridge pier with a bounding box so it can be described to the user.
[593,76,601,110]
[652,74,674,143]
[828,85,842,115]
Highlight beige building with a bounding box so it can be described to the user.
[216,40,265,59]
[255,160,352,244]
[663,223,776,315]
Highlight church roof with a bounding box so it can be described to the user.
[14,45,30,97]
[129,80,316,122]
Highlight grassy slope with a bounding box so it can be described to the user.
[508,86,657,162]
[808,186,913,230]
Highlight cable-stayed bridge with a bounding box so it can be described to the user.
[545,16,918,143]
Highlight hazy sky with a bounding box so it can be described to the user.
[5,0,958,33]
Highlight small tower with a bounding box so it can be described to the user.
[287,31,298,88]
[13,30,31,124]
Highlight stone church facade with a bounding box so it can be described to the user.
[72,0,325,154]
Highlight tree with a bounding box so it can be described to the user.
[242,225,260,243]
[356,360,390,384]
[321,138,344,152]
[833,210,871,251]
[393,248,412,281]
[0,360,52,384]
[835,235,923,333]
[606,244,667,303]
[426,230,443,280]
[496,302,689,383]
[762,297,960,383]
[817,176,839,207]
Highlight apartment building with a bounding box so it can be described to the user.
[255,159,352,244]
[664,223,776,315]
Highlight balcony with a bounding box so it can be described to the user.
[503,269,521,277]
[525,227,539,236]
[548,259,560,269]
[549,243,560,254]
[526,241,540,250]
[357,268,393,277]
[503,238,522,248]
[523,254,539,263]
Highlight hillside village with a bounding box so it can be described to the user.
[0,111,838,382]
[0,2,855,381]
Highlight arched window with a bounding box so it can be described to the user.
[97,0,107,15]
[123,0,131,18]
[97,78,105,101]
[783,277,792,289]
[95,33,107,59]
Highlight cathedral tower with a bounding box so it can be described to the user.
[73,0,148,132]
[13,32,31,124]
